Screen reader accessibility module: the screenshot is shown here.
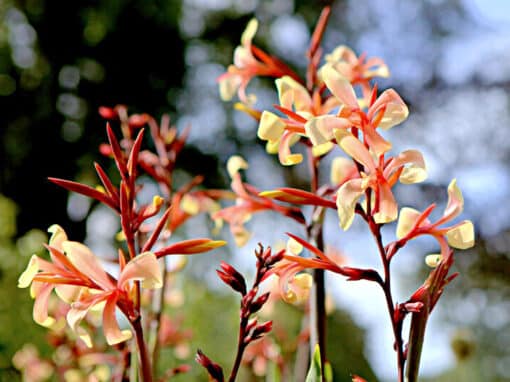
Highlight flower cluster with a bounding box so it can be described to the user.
[217,9,475,381]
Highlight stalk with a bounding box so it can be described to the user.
[132,317,153,382]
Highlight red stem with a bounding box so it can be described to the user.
[369,219,405,382]
[132,317,154,382]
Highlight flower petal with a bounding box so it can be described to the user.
[369,89,408,130]
[385,150,427,184]
[374,182,398,224]
[278,131,303,166]
[258,111,286,142]
[275,76,312,111]
[442,179,464,221]
[227,155,249,178]
[218,72,241,101]
[336,178,365,230]
[305,115,350,145]
[446,220,475,249]
[241,18,258,46]
[48,224,68,250]
[337,132,377,173]
[32,283,56,327]
[18,255,40,288]
[330,157,356,186]
[396,207,422,239]
[322,65,359,109]
[62,241,114,291]
[103,294,132,345]
[118,252,163,290]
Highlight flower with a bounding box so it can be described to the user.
[335,130,427,229]
[257,75,341,165]
[213,156,305,246]
[218,19,299,105]
[306,65,408,157]
[396,179,475,255]
[19,225,162,346]
[321,45,389,102]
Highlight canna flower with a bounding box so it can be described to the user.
[19,225,162,346]
[213,156,304,246]
[218,19,300,105]
[396,179,475,258]
[335,130,427,229]
[306,65,408,157]
[321,45,390,102]
[258,75,341,165]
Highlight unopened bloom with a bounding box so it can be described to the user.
[19,225,162,346]
[335,131,427,229]
[396,179,475,255]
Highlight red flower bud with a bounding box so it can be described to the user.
[195,349,224,382]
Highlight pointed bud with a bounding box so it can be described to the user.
[195,349,224,382]
[250,292,270,314]
[216,262,247,295]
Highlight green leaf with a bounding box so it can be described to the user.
[305,345,322,382]
[324,361,333,382]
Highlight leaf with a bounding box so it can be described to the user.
[305,344,322,382]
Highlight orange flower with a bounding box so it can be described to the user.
[396,179,475,259]
[218,19,300,105]
[335,131,427,229]
[213,156,304,246]
[19,225,162,346]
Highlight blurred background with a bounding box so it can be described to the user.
[1,0,509,381]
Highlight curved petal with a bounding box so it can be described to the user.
[48,224,68,250]
[305,115,350,145]
[330,157,357,185]
[67,291,109,347]
[336,178,366,230]
[441,179,464,222]
[322,65,359,109]
[218,71,241,101]
[363,124,392,157]
[325,45,357,66]
[32,283,56,327]
[241,18,258,46]
[385,150,427,184]
[18,255,40,288]
[446,220,475,249]
[258,111,286,142]
[55,285,82,304]
[374,182,398,224]
[396,207,422,239]
[227,155,249,178]
[369,89,409,130]
[278,131,303,166]
[363,57,390,78]
[337,133,377,173]
[118,252,162,290]
[62,241,114,291]
[103,294,132,345]
[275,76,312,112]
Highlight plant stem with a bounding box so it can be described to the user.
[370,220,405,382]
[149,258,168,376]
[228,317,247,382]
[132,317,153,382]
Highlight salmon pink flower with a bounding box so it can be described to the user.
[306,65,408,156]
[213,156,304,246]
[335,131,427,229]
[18,225,162,346]
[257,75,342,165]
[218,19,300,105]
[396,179,475,256]
[321,45,390,101]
